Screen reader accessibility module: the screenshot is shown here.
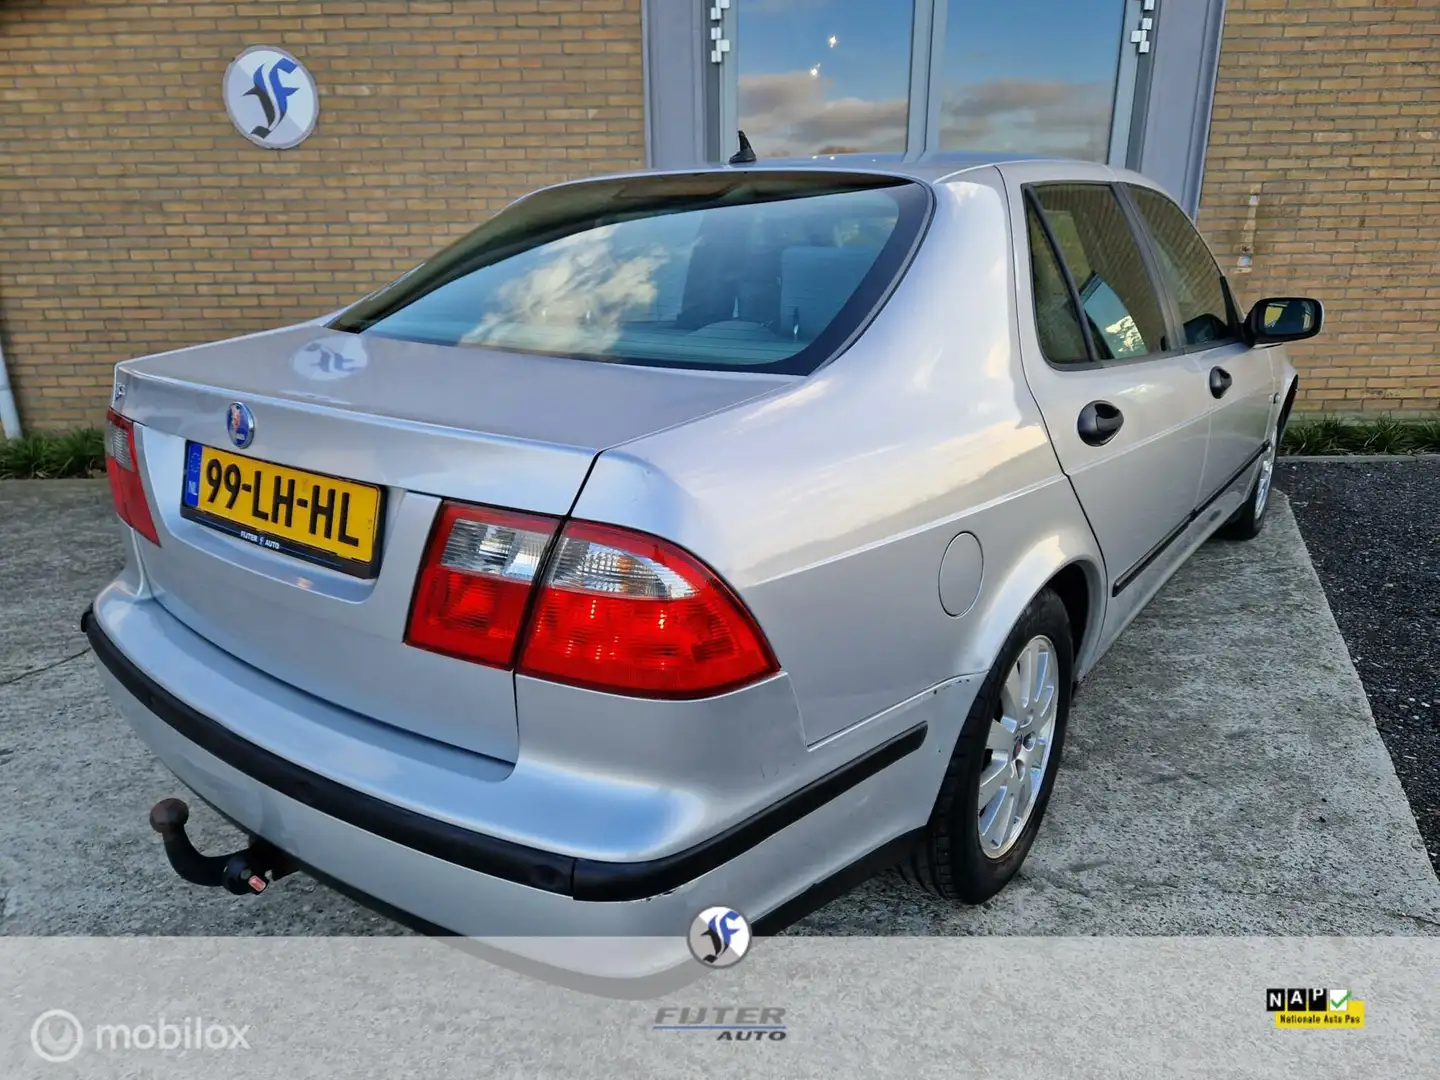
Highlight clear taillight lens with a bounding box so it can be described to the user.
[104,409,159,545]
[518,522,778,698]
[404,503,559,667]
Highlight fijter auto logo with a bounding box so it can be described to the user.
[687,906,751,969]
[1267,988,1365,1029]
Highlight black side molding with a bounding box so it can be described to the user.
[83,606,927,903]
[1112,440,1271,597]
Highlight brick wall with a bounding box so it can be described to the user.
[1199,0,1440,415]
[0,0,645,431]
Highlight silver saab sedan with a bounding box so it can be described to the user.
[85,153,1320,980]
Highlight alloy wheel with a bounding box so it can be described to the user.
[977,634,1060,859]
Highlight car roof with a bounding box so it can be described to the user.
[548,151,1169,198]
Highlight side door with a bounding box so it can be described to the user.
[1007,174,1214,644]
[1123,183,1276,516]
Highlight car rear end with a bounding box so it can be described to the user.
[86,167,941,981]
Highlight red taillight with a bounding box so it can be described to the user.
[404,503,559,668]
[519,521,778,698]
[405,503,779,698]
[104,409,159,545]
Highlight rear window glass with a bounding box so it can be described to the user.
[332,172,932,376]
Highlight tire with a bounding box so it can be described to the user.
[902,588,1073,904]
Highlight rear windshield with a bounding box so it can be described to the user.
[332,172,932,376]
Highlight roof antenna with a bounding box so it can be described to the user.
[728,130,757,166]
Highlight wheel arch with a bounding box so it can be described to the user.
[954,508,1106,688]
[1277,374,1300,441]
[1044,559,1103,680]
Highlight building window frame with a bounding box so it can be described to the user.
[642,0,1227,218]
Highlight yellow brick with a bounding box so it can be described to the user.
[1201,0,1440,414]
[0,0,644,429]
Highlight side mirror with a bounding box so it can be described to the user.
[1245,297,1323,345]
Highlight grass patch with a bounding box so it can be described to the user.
[1281,417,1440,456]
[0,428,106,479]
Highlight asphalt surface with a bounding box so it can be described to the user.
[1278,459,1440,876]
[2,479,1438,940]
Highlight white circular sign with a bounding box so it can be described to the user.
[686,906,752,969]
[223,46,318,150]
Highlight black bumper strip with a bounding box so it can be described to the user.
[82,606,927,903]
[571,722,928,902]
[1112,439,1271,597]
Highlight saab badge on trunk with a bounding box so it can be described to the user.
[227,402,256,449]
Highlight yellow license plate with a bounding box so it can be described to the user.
[181,443,383,577]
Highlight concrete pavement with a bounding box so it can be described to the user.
[1,479,1437,936]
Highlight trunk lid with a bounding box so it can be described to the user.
[117,324,790,761]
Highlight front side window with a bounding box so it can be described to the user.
[1030,184,1169,360]
[1127,185,1235,347]
[334,173,931,376]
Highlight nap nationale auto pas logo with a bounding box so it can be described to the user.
[687,907,751,969]
[1266,987,1365,1029]
[223,46,319,149]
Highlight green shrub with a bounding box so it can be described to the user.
[1280,418,1440,456]
[0,428,107,479]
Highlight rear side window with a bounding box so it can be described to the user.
[1126,185,1236,347]
[333,173,932,376]
[1025,202,1090,364]
[1030,183,1170,360]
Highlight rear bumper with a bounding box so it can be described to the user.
[84,587,963,980]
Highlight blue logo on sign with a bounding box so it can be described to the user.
[227,402,255,449]
[244,58,300,140]
[708,911,745,955]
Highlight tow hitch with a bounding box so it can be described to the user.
[148,798,297,896]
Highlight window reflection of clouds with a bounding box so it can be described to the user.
[462,226,681,356]
[737,0,914,157]
[939,1,1125,161]
[735,0,1124,162]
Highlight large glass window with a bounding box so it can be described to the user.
[333,173,931,377]
[735,1,915,158]
[1031,183,1169,360]
[1126,185,1236,347]
[935,0,1126,160]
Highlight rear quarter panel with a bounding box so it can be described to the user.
[572,170,1107,746]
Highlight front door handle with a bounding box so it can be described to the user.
[1209,367,1233,398]
[1077,400,1124,446]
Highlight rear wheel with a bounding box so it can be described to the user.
[902,588,1073,903]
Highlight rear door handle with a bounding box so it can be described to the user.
[1209,367,1233,398]
[1077,400,1124,446]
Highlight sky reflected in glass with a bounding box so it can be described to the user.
[939,0,1126,160]
[735,0,1126,162]
[737,0,915,157]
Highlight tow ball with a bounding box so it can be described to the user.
[148,798,297,896]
